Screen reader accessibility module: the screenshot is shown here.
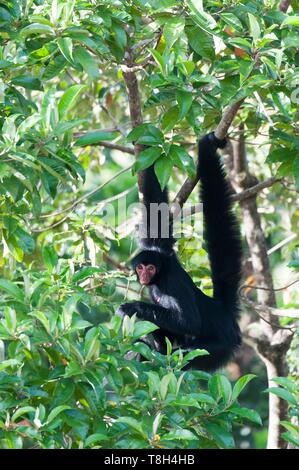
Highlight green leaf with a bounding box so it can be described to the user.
[176,90,193,120]
[181,349,209,366]
[281,421,299,438]
[163,17,185,51]
[177,60,195,77]
[127,124,164,146]
[231,374,256,402]
[112,22,127,51]
[161,106,179,132]
[166,337,172,356]
[42,246,58,271]
[11,407,36,423]
[205,422,234,448]
[117,417,148,439]
[172,396,201,408]
[187,0,217,30]
[293,157,299,190]
[74,46,99,79]
[227,37,252,53]
[152,412,163,436]
[133,321,159,339]
[75,131,119,146]
[64,360,83,378]
[46,406,71,424]
[0,359,19,371]
[29,311,51,335]
[21,23,55,37]
[185,26,215,60]
[265,387,297,405]
[84,327,100,361]
[58,85,86,120]
[282,33,299,48]
[163,429,198,441]
[57,37,74,64]
[133,147,162,173]
[43,55,67,80]
[0,279,24,302]
[288,259,299,269]
[272,377,298,393]
[169,144,196,177]
[11,76,43,91]
[209,374,232,404]
[228,404,262,425]
[282,431,299,447]
[52,119,87,136]
[73,267,102,283]
[2,234,23,262]
[149,48,165,74]
[4,307,17,334]
[85,433,109,446]
[190,393,215,404]
[281,16,299,27]
[160,373,173,400]
[248,13,261,41]
[14,227,35,254]
[221,13,243,32]
[154,155,173,190]
[0,60,14,69]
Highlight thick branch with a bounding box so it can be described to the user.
[173,99,244,208]
[214,99,244,140]
[122,52,147,203]
[279,0,291,12]
[227,126,292,450]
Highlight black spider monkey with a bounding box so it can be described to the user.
[117,133,242,371]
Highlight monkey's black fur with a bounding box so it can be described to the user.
[118,133,242,371]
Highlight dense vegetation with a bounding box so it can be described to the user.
[0,0,298,449]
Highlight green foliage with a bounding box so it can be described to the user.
[0,264,260,449]
[0,0,298,450]
[0,0,298,255]
[265,377,299,448]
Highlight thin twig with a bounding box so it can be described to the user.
[239,277,299,295]
[230,177,282,202]
[33,165,133,231]
[75,139,135,154]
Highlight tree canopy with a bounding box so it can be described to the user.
[0,0,298,450]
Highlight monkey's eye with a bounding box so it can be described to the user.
[147,265,155,272]
[136,264,143,271]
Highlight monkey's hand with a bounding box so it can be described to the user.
[116,303,137,318]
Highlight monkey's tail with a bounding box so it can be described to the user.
[197,133,242,315]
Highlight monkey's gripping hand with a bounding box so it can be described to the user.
[116,303,138,318]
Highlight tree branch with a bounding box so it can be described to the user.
[173,99,244,208]
[279,0,291,12]
[122,50,147,202]
[244,301,298,320]
[230,177,282,203]
[76,140,135,154]
[33,165,133,230]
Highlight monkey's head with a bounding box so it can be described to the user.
[131,250,165,286]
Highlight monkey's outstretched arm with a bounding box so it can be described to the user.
[117,302,197,335]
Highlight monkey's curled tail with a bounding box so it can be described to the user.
[197,133,242,315]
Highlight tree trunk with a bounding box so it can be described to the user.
[226,130,292,449]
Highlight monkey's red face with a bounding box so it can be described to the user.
[136,263,157,285]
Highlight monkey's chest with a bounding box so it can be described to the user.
[150,287,181,311]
